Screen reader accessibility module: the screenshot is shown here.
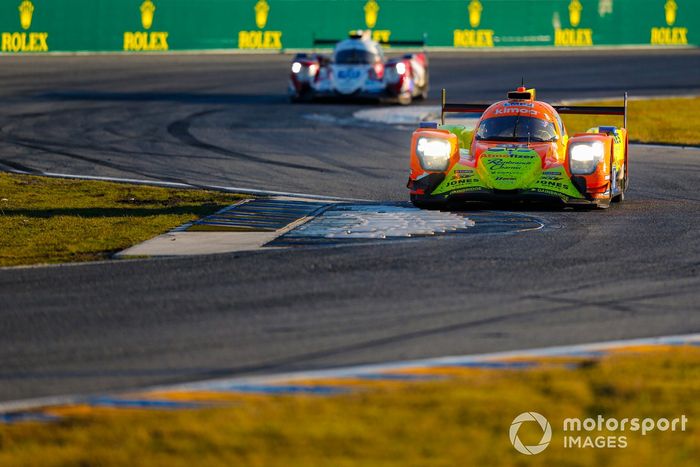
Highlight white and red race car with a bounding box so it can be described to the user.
[288,30,429,105]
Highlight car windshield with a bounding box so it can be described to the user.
[476,116,557,143]
[334,49,376,64]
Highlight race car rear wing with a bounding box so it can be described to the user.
[312,32,427,48]
[440,89,628,128]
[312,38,342,46]
[380,37,427,47]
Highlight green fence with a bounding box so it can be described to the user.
[0,0,696,53]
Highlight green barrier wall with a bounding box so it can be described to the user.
[0,0,697,53]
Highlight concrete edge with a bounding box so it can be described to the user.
[115,197,337,257]
[0,169,372,202]
[1,332,698,413]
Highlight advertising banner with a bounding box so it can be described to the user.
[0,0,696,53]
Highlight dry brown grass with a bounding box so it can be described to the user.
[561,96,700,145]
[1,348,699,466]
[0,173,245,266]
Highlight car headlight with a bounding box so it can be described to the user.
[569,141,604,175]
[291,62,302,74]
[416,137,451,171]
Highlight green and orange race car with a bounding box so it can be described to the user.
[407,87,629,209]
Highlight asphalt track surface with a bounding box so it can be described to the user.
[1,50,699,402]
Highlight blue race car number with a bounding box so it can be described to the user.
[337,69,362,79]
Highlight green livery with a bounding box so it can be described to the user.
[432,148,583,201]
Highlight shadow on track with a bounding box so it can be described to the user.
[38,91,287,105]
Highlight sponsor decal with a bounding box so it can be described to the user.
[453,169,474,179]
[478,152,541,190]
[337,69,362,79]
[503,102,534,108]
[431,165,484,194]
[239,0,283,49]
[554,0,593,47]
[255,0,269,28]
[372,30,391,43]
[1,1,49,53]
[443,177,480,188]
[598,0,613,17]
[568,0,582,27]
[449,187,483,194]
[454,0,494,48]
[468,0,482,27]
[495,107,538,116]
[650,0,688,45]
[363,1,391,43]
[364,0,379,28]
[534,179,567,190]
[485,158,533,169]
[123,1,169,51]
[531,166,581,197]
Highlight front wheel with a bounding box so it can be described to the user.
[612,163,627,203]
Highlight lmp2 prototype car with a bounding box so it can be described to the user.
[288,30,428,104]
[407,87,629,209]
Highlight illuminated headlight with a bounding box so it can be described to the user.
[384,63,406,83]
[292,63,318,83]
[416,137,451,171]
[569,141,604,175]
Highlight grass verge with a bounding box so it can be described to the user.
[1,348,699,466]
[0,173,246,267]
[561,96,700,145]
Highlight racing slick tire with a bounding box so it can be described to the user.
[612,164,627,203]
[416,72,429,100]
[612,191,625,203]
[290,91,313,103]
[398,92,413,106]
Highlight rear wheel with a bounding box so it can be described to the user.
[398,92,412,106]
[415,73,429,100]
[418,85,429,100]
[290,90,312,103]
